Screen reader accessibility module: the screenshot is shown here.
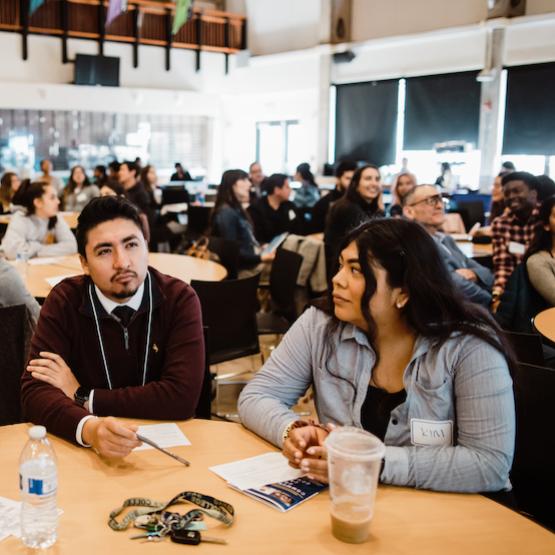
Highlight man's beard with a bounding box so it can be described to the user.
[112,287,139,300]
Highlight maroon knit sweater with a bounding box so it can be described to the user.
[20,267,205,444]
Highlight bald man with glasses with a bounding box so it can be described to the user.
[403,185,493,307]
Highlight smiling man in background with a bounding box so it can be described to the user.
[491,172,542,302]
[20,196,204,459]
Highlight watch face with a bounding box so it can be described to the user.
[74,387,90,406]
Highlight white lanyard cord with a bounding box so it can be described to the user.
[88,271,153,389]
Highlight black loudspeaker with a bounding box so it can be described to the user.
[487,0,526,19]
[332,50,356,64]
[74,54,120,87]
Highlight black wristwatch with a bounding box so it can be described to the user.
[74,386,91,407]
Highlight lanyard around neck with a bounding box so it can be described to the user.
[88,271,153,389]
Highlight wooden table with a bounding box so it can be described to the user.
[0,420,553,554]
[0,211,79,229]
[533,307,555,343]
[22,253,227,298]
[455,240,493,259]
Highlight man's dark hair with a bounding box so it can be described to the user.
[264,173,288,195]
[108,160,120,173]
[335,160,357,178]
[502,161,516,171]
[121,160,138,176]
[501,171,539,191]
[535,174,555,202]
[76,196,144,257]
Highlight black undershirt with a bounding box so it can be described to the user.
[360,385,407,441]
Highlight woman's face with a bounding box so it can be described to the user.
[232,178,251,203]
[332,241,402,331]
[10,174,21,192]
[357,168,381,202]
[72,166,86,186]
[147,167,157,185]
[34,185,60,218]
[396,175,415,199]
[492,176,503,202]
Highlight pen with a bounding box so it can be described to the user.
[136,433,191,467]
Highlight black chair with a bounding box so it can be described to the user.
[194,326,212,420]
[187,205,212,239]
[191,273,260,365]
[0,305,31,426]
[257,248,303,335]
[456,200,485,230]
[161,185,190,205]
[208,237,240,280]
[503,330,545,367]
[510,363,555,530]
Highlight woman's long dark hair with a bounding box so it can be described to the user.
[323,218,516,388]
[296,162,317,187]
[0,172,18,209]
[525,195,555,261]
[19,180,58,229]
[342,164,383,216]
[212,169,251,223]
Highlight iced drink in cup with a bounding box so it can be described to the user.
[324,427,385,543]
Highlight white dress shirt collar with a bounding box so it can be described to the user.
[94,281,145,315]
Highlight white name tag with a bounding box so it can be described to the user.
[288,209,296,221]
[508,241,525,255]
[410,419,453,447]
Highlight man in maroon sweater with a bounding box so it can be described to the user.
[21,196,204,458]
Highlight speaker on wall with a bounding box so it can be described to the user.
[74,54,120,87]
[487,0,526,19]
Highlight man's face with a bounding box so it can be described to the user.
[41,160,52,174]
[403,185,445,230]
[118,164,135,187]
[80,218,148,302]
[337,170,354,192]
[275,179,292,203]
[249,164,264,186]
[503,179,537,218]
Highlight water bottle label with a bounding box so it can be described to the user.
[19,474,57,496]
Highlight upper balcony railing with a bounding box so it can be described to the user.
[0,0,247,71]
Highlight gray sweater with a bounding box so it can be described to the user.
[0,258,40,324]
[0,211,77,260]
[238,307,515,493]
[64,185,100,212]
[526,251,555,305]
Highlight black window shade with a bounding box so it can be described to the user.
[404,71,481,150]
[335,80,399,166]
[503,62,555,155]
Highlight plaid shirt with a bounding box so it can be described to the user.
[491,205,541,294]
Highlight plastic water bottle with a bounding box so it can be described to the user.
[19,426,58,549]
[15,250,30,281]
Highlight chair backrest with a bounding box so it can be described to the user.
[270,248,303,321]
[195,326,212,420]
[191,273,260,365]
[455,200,485,230]
[208,237,240,280]
[161,185,189,205]
[503,330,545,366]
[187,205,212,238]
[0,305,29,426]
[511,362,555,529]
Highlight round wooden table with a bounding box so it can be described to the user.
[533,307,555,343]
[21,253,227,298]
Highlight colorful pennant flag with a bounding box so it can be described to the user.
[106,0,128,27]
[172,0,192,35]
[29,0,45,15]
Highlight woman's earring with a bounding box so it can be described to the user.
[396,301,404,309]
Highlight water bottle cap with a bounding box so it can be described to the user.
[28,425,47,440]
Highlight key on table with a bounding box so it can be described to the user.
[170,530,227,545]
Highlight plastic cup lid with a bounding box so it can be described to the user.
[324,427,385,461]
[28,425,47,440]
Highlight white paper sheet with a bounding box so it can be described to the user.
[133,423,191,452]
[0,497,22,541]
[209,452,302,490]
[45,274,79,288]
[28,257,63,265]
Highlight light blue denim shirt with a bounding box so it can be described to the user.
[238,307,515,492]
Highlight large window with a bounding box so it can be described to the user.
[255,120,306,175]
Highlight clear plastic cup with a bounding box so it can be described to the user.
[324,427,385,543]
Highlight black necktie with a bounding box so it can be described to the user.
[112,305,135,327]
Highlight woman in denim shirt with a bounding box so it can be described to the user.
[211,169,275,276]
[239,218,515,492]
